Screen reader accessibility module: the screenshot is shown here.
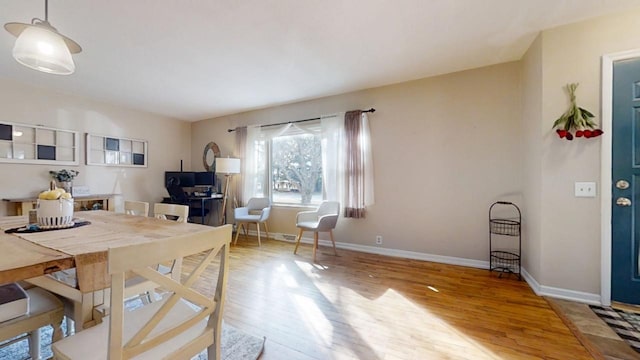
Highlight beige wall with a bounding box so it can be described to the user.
[6,7,636,297]
[192,62,523,261]
[0,78,191,216]
[521,35,543,282]
[522,8,640,294]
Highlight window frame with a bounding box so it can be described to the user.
[261,122,324,206]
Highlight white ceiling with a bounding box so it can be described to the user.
[1,1,639,121]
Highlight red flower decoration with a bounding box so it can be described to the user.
[552,83,603,141]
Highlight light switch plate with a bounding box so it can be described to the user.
[575,182,597,197]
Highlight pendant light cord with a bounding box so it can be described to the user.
[31,0,51,27]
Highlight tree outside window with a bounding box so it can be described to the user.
[271,133,322,205]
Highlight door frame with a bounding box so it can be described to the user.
[601,49,640,306]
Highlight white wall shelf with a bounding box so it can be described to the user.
[0,122,79,166]
[86,133,148,167]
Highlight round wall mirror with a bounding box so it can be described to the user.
[202,142,221,171]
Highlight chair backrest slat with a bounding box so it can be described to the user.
[153,203,189,223]
[107,225,231,359]
[124,201,149,217]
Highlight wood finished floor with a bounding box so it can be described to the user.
[183,238,593,360]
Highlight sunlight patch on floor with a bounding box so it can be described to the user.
[306,277,501,359]
[291,293,334,345]
[278,263,299,287]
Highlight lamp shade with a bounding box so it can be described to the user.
[11,24,75,75]
[216,158,240,174]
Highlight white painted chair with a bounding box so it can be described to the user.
[233,198,271,246]
[0,284,64,359]
[123,203,190,303]
[294,201,340,262]
[31,204,191,334]
[52,225,231,360]
[124,200,149,217]
[153,203,189,223]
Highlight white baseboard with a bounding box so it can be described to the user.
[521,268,601,305]
[257,231,603,305]
[270,231,489,269]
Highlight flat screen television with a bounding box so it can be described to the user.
[164,171,195,188]
[194,171,215,187]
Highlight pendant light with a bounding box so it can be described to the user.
[4,0,81,75]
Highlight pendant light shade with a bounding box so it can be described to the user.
[4,0,81,75]
[10,24,74,74]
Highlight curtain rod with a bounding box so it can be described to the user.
[227,108,375,132]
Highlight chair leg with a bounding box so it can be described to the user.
[52,318,64,342]
[264,221,270,241]
[242,223,249,238]
[29,329,41,360]
[256,222,261,247]
[312,232,318,262]
[65,317,74,335]
[294,228,304,254]
[141,293,151,305]
[207,343,221,360]
[233,223,242,245]
[171,258,183,282]
[329,230,338,256]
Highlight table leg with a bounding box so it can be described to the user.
[201,198,205,224]
[26,276,103,332]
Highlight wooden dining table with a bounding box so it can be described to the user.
[0,210,220,331]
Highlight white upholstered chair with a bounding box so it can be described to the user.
[52,225,232,360]
[124,200,149,217]
[294,201,340,262]
[233,198,271,246]
[0,284,64,359]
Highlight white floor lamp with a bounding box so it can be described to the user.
[216,157,241,225]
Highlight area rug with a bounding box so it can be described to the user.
[0,313,264,360]
[590,305,640,353]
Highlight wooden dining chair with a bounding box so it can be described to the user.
[153,203,189,223]
[0,284,65,359]
[124,200,149,217]
[28,205,193,334]
[52,225,231,360]
[123,203,190,303]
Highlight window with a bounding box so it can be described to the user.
[272,131,322,205]
[241,112,374,211]
[254,122,323,205]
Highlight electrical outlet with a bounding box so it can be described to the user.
[376,235,383,245]
[575,181,597,198]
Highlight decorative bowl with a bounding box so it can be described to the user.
[37,198,74,229]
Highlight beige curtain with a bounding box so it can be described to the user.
[234,127,247,207]
[344,110,374,218]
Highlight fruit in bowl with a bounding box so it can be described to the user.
[36,181,74,228]
[38,188,72,200]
